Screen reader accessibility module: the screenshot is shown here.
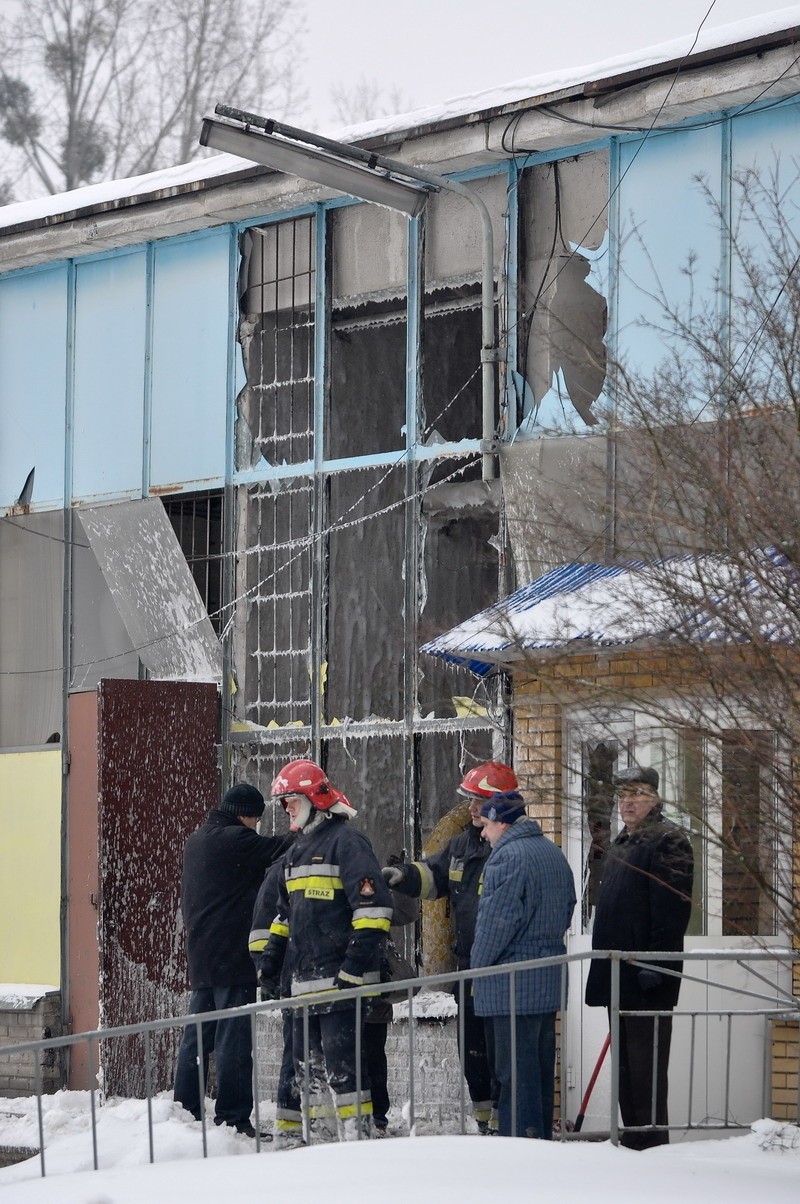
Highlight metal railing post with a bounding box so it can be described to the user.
[355,993,363,1140]
[34,1050,45,1178]
[609,953,620,1147]
[458,977,466,1135]
[251,1011,261,1151]
[87,1036,99,1170]
[651,1013,660,1134]
[407,985,415,1135]
[144,1030,154,1164]
[510,968,517,1138]
[302,1005,311,1145]
[559,960,568,1140]
[196,1019,207,1158]
[687,1013,696,1129]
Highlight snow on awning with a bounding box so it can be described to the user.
[421,550,797,676]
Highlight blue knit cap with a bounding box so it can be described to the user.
[479,790,526,824]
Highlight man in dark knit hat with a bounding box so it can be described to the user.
[173,783,293,1136]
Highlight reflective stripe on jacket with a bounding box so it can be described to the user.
[260,815,393,998]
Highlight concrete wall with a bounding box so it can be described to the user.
[0,990,62,1098]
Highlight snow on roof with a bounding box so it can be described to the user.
[421,549,798,676]
[1,7,799,234]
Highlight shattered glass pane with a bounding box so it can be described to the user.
[72,511,139,692]
[326,465,405,723]
[238,217,316,468]
[236,479,313,730]
[79,499,221,683]
[422,306,483,446]
[328,205,407,458]
[520,151,609,432]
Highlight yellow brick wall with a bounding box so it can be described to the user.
[770,1020,799,1121]
[511,645,800,1124]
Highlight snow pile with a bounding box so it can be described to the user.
[393,990,458,1020]
[1,1092,799,1203]
[0,985,59,1009]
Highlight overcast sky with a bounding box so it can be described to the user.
[301,0,800,128]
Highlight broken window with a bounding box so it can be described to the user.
[520,151,608,432]
[77,499,222,685]
[238,216,316,468]
[164,491,225,636]
[325,466,406,724]
[423,175,506,449]
[328,204,408,458]
[235,479,313,730]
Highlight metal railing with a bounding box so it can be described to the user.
[1,948,798,1177]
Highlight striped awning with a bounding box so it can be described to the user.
[420,549,796,676]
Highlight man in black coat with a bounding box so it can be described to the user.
[173,783,293,1135]
[585,765,693,1149]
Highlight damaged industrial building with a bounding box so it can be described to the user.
[1,12,799,1125]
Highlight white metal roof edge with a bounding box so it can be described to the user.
[1,8,799,235]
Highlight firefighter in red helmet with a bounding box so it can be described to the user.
[258,759,393,1143]
[382,760,519,1133]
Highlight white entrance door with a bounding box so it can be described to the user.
[562,705,791,1136]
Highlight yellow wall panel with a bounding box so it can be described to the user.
[0,751,61,985]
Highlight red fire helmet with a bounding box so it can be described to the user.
[271,759,350,812]
[458,761,518,799]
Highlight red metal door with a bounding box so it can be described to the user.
[96,679,218,1096]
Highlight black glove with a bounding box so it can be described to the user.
[258,972,280,1001]
[638,968,663,993]
[386,851,406,867]
[382,865,405,887]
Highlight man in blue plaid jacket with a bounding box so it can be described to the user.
[471,791,576,1140]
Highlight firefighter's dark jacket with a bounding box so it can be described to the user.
[585,811,694,1011]
[180,809,293,988]
[393,821,489,971]
[258,815,393,997]
[249,856,293,996]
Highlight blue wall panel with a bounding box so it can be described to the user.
[149,231,230,489]
[616,125,722,391]
[730,100,800,344]
[0,266,68,509]
[73,250,147,501]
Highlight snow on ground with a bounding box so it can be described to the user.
[0,1092,798,1203]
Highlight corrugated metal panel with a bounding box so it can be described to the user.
[421,550,793,675]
